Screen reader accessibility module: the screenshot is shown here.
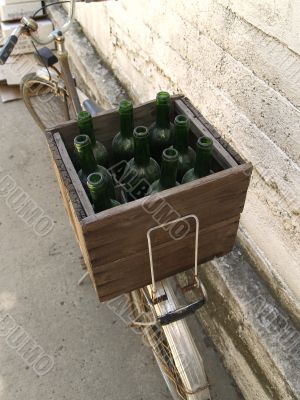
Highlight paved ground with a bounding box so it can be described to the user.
[0,99,243,400]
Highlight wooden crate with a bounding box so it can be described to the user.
[46,95,252,302]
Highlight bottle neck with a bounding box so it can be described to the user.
[120,112,134,138]
[174,120,189,153]
[77,144,97,174]
[91,188,112,212]
[134,129,150,166]
[87,173,112,212]
[156,105,170,129]
[78,114,96,145]
[194,138,213,178]
[160,149,178,188]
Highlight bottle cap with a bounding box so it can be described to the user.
[174,114,188,126]
[197,136,213,152]
[162,147,179,162]
[74,134,91,150]
[119,99,133,114]
[87,172,104,190]
[133,126,149,139]
[78,110,92,122]
[156,91,171,105]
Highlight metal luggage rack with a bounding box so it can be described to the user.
[138,214,207,327]
[78,214,207,326]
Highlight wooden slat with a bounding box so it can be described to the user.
[46,131,98,291]
[83,163,250,231]
[175,99,238,169]
[51,156,79,239]
[45,130,86,221]
[93,216,239,301]
[81,164,251,267]
[53,132,94,216]
[92,215,238,272]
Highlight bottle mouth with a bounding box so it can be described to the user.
[163,147,179,161]
[174,114,188,126]
[87,172,104,189]
[119,99,133,114]
[156,91,171,105]
[133,126,149,138]
[74,134,91,149]
[78,110,91,122]
[197,136,213,150]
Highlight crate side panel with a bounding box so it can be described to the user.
[53,132,94,216]
[82,164,251,266]
[46,132,98,291]
[45,131,86,222]
[94,216,239,301]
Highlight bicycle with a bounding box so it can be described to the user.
[0,2,211,399]
[0,0,101,129]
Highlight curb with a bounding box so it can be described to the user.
[178,246,300,400]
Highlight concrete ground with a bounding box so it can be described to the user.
[0,99,243,400]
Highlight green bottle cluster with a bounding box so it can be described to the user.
[71,92,214,212]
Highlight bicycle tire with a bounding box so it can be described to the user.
[21,72,76,131]
[130,278,211,400]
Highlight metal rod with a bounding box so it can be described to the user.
[147,214,200,299]
[56,36,82,115]
[77,271,89,286]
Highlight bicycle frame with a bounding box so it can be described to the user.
[32,0,82,117]
[31,0,76,45]
[30,0,112,118]
[0,0,97,118]
[54,32,82,115]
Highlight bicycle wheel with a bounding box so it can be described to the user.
[130,278,211,400]
[21,72,76,131]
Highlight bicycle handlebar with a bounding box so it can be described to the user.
[31,0,76,45]
[0,36,18,64]
[0,0,115,63]
[0,26,24,64]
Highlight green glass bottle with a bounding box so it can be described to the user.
[123,126,160,201]
[74,134,115,198]
[173,114,196,181]
[147,148,179,194]
[149,91,174,162]
[78,111,109,168]
[182,136,213,183]
[112,100,135,174]
[87,172,120,212]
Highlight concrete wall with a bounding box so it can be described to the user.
[73,0,300,321]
